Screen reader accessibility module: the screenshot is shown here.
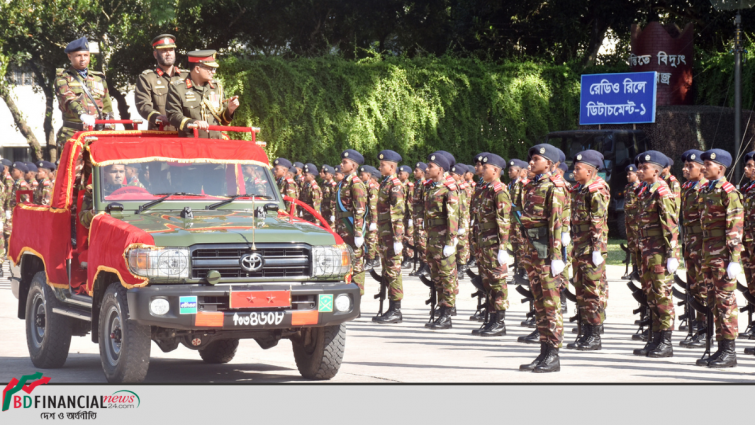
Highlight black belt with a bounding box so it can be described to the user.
[63,120,86,131]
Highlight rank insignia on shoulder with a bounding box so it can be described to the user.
[408,182,414,187]
[392,178,401,186]
[286,178,294,184]
[549,175,565,187]
[722,182,735,193]
[588,182,602,193]
[493,182,503,192]
[353,176,362,183]
[656,185,670,197]
[669,175,678,182]
[444,180,457,190]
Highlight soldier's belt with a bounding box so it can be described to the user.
[475,222,498,231]
[683,224,703,234]
[336,210,353,219]
[572,223,591,232]
[63,120,86,131]
[638,228,663,238]
[702,229,725,238]
[426,218,446,227]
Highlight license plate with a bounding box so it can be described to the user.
[229,290,291,309]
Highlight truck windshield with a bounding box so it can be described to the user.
[99,161,276,202]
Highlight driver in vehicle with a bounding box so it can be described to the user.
[103,164,127,196]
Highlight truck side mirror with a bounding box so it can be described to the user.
[264,203,279,212]
[105,202,124,213]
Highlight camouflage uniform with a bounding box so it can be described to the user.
[700,177,743,341]
[742,179,755,297]
[166,76,234,138]
[335,173,368,294]
[135,66,188,130]
[34,177,53,206]
[54,67,114,151]
[365,180,380,263]
[299,180,322,223]
[570,177,609,325]
[470,177,486,261]
[321,178,337,225]
[79,184,95,228]
[472,179,511,310]
[412,178,428,263]
[403,180,415,260]
[624,181,641,271]
[520,173,566,347]
[508,177,529,273]
[11,179,31,206]
[456,180,472,267]
[636,181,679,332]
[377,175,406,300]
[663,173,682,213]
[681,178,708,321]
[559,177,573,291]
[2,171,13,248]
[424,175,460,307]
[277,177,299,215]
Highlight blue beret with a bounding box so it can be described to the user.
[556,148,566,164]
[288,166,298,174]
[528,144,560,163]
[745,152,755,164]
[701,149,732,168]
[558,162,569,173]
[64,37,89,54]
[573,150,604,170]
[293,162,304,169]
[508,159,528,169]
[303,163,318,174]
[398,165,412,174]
[625,164,637,173]
[321,164,335,174]
[39,161,57,171]
[473,153,489,164]
[25,162,38,172]
[273,158,292,168]
[664,155,673,168]
[378,150,402,163]
[428,151,452,171]
[12,162,28,173]
[334,165,342,173]
[369,166,382,180]
[414,162,427,172]
[435,151,456,169]
[682,149,704,165]
[637,151,666,167]
[451,164,466,175]
[359,165,380,179]
[341,149,365,165]
[1,159,12,167]
[481,153,507,169]
[634,153,643,167]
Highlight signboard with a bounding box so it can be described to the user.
[579,71,657,125]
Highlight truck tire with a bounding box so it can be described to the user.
[198,339,239,364]
[25,272,72,368]
[99,283,151,383]
[292,324,345,380]
[616,212,627,240]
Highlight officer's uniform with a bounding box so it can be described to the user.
[335,150,368,295]
[166,50,235,138]
[54,37,114,152]
[135,35,188,131]
[299,163,322,222]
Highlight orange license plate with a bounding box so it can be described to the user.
[229,290,291,309]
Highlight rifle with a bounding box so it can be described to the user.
[563,283,581,342]
[369,269,387,317]
[687,293,713,363]
[406,242,419,274]
[673,274,694,340]
[466,268,487,322]
[627,280,651,340]
[671,284,690,332]
[737,282,755,338]
[515,285,537,327]
[620,243,632,279]
[419,274,437,324]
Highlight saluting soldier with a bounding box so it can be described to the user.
[336,149,369,297]
[517,144,567,373]
[135,34,188,130]
[166,50,239,138]
[361,165,380,270]
[372,150,407,324]
[398,165,415,269]
[624,164,641,277]
[272,158,298,214]
[742,153,755,347]
[410,162,430,276]
[34,161,55,206]
[696,149,743,368]
[54,37,114,153]
[451,164,471,278]
[320,165,337,226]
[299,163,322,222]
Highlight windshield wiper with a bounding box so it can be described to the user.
[206,194,271,210]
[136,192,205,214]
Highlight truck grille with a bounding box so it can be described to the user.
[190,243,311,280]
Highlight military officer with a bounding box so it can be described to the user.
[334,165,344,184]
[469,153,489,274]
[361,165,380,270]
[34,161,55,206]
[336,149,369,297]
[451,164,471,278]
[293,162,305,191]
[398,165,415,269]
[320,165,337,226]
[299,163,322,222]
[624,164,641,277]
[125,164,145,188]
[661,155,682,212]
[507,159,529,278]
[135,34,188,130]
[410,162,429,276]
[272,158,298,214]
[166,50,239,138]
[10,162,31,206]
[24,163,39,192]
[54,37,114,153]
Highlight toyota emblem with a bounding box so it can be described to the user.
[240,253,264,272]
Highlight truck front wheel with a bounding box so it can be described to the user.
[199,339,239,364]
[25,272,72,368]
[292,324,345,380]
[98,283,151,383]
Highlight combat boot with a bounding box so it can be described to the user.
[647,330,673,358]
[466,256,477,267]
[632,327,651,341]
[633,331,661,356]
[744,346,755,355]
[521,315,536,328]
[401,258,413,269]
[373,300,402,324]
[428,305,452,330]
[418,262,430,276]
[471,311,490,336]
[469,308,485,322]
[480,310,507,337]
[680,321,706,348]
[533,344,560,373]
[696,344,723,367]
[566,323,588,350]
[364,258,375,271]
[517,329,540,344]
[519,342,547,371]
[576,324,602,351]
[738,325,754,339]
[708,340,737,368]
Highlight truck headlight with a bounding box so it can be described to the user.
[312,244,352,278]
[127,247,190,279]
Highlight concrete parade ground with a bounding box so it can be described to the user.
[1,261,754,384]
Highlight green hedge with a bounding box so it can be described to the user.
[219,55,581,167]
[695,37,755,109]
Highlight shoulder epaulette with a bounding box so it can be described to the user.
[408,181,414,188]
[444,179,457,191]
[312,183,319,189]
[669,175,678,182]
[549,175,565,187]
[588,182,602,193]
[56,68,65,75]
[493,182,503,193]
[286,178,294,184]
[353,176,362,183]
[141,69,155,75]
[330,181,337,187]
[722,181,735,193]
[460,182,468,190]
[43,181,51,187]
[89,70,105,77]
[656,185,670,198]
[391,178,401,186]
[569,185,579,193]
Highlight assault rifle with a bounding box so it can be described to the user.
[627,280,651,341]
[515,285,537,328]
[620,243,633,279]
[419,274,437,324]
[369,269,387,317]
[687,292,713,363]
[671,283,690,332]
[465,268,487,322]
[737,282,755,339]
[673,274,695,341]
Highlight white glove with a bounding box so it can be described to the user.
[408,219,413,227]
[592,251,604,266]
[5,210,10,220]
[453,237,458,246]
[369,223,377,232]
[393,242,403,255]
[79,114,96,127]
[458,227,466,235]
[561,232,571,246]
[727,262,742,280]
[666,257,679,274]
[330,216,335,222]
[497,249,509,266]
[443,244,455,257]
[551,259,565,277]
[354,236,364,248]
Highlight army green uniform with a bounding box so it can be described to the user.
[663,173,682,213]
[11,179,31,206]
[335,173,368,294]
[54,67,114,151]
[34,177,53,206]
[277,177,299,215]
[166,77,234,138]
[624,181,641,272]
[365,180,380,263]
[135,67,188,130]
[402,180,415,260]
[508,177,529,273]
[742,180,755,297]
[377,175,406,300]
[558,177,573,293]
[520,173,566,347]
[2,171,13,250]
[700,178,744,341]
[470,178,485,260]
[473,180,511,311]
[79,184,95,228]
[299,180,322,222]
[456,180,471,267]
[681,178,708,321]
[321,179,337,225]
[424,176,460,307]
[412,179,428,263]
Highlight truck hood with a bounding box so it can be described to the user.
[115,210,338,247]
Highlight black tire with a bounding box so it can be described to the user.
[292,324,345,380]
[615,212,627,240]
[198,339,239,364]
[98,283,151,383]
[25,272,72,368]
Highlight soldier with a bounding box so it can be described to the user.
[410,162,430,276]
[469,154,488,274]
[695,149,743,367]
[565,150,609,351]
[517,144,566,373]
[298,163,322,222]
[661,155,682,212]
[320,165,337,226]
[24,163,39,192]
[470,154,511,337]
[54,37,114,153]
[272,158,298,214]
[34,161,55,206]
[10,162,31,206]
[507,159,529,278]
[293,162,305,191]
[125,164,145,188]
[336,149,369,297]
[372,150,407,324]
[624,164,641,278]
[334,165,344,184]
[632,151,679,359]
[135,34,188,130]
[742,153,755,347]
[423,151,460,330]
[166,50,239,138]
[398,165,415,269]
[451,164,471,278]
[361,165,380,270]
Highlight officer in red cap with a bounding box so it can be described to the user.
[135,34,188,131]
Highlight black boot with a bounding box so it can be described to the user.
[517,329,540,344]
[373,300,402,324]
[633,331,661,356]
[449,306,457,316]
[738,325,754,339]
[708,340,737,368]
[409,261,422,276]
[566,323,588,350]
[560,290,567,314]
[466,256,477,267]
[744,346,755,355]
[429,305,452,330]
[401,258,413,269]
[632,327,651,341]
[680,321,706,348]
[469,308,485,322]
[480,311,506,337]
[647,330,673,358]
[533,344,560,373]
[471,311,490,336]
[364,258,375,271]
[520,342,547,371]
[457,263,467,280]
[521,315,536,328]
[577,323,602,351]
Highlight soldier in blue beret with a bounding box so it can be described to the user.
[624,162,642,280]
[505,158,529,280]
[299,163,322,223]
[658,154,681,212]
[272,158,298,213]
[450,163,472,280]
[337,149,369,299]
[319,164,337,226]
[359,163,381,272]
[411,161,430,277]
[742,152,755,349]
[378,150,402,164]
[414,162,427,173]
[10,162,31,207]
[395,163,415,269]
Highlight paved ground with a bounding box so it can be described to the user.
[1,261,755,383]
